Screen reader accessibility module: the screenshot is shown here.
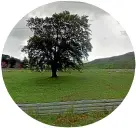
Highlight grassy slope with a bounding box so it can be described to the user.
[85,52,135,69]
[3,69,134,103]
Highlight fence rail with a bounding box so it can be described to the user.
[18,99,123,115]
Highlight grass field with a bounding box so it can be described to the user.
[28,110,112,127]
[2,69,134,103]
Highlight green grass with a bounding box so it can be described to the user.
[2,69,134,126]
[27,109,112,127]
[2,69,134,103]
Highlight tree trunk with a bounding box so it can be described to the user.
[51,62,57,77]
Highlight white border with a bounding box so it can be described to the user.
[0,0,136,128]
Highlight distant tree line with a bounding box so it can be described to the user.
[1,54,29,69]
[1,54,61,71]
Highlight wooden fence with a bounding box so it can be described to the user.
[18,99,123,115]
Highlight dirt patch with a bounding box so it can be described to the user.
[54,113,88,126]
[60,94,76,102]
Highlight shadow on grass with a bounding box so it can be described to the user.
[31,73,84,87]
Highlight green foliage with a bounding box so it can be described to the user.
[1,54,22,68]
[1,54,10,67]
[9,57,16,68]
[2,54,10,61]
[22,11,92,77]
[22,57,29,69]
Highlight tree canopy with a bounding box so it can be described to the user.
[22,11,92,77]
[22,57,29,69]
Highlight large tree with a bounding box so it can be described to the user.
[22,11,92,77]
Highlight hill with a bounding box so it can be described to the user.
[84,52,135,69]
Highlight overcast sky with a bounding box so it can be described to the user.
[3,1,133,61]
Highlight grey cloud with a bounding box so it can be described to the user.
[3,1,133,61]
[28,1,108,20]
[8,28,32,40]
